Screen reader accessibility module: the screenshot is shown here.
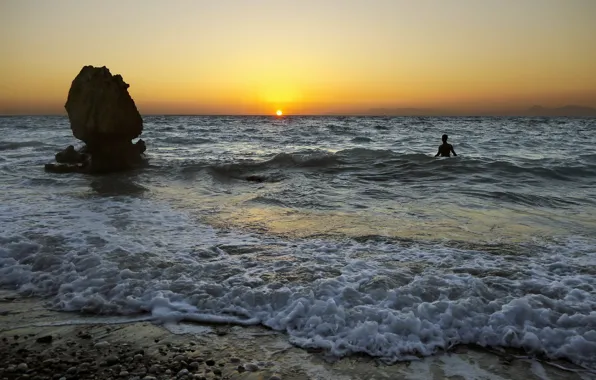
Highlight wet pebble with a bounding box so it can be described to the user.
[177,368,189,377]
[17,363,28,371]
[213,368,222,376]
[244,363,259,372]
[94,341,110,348]
[236,365,245,373]
[188,362,200,370]
[119,370,129,377]
[205,359,215,366]
[134,354,144,361]
[66,367,76,375]
[105,355,120,366]
[36,335,53,344]
[230,357,240,363]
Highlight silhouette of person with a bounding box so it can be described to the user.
[435,134,457,157]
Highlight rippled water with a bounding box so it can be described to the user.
[1,115,595,368]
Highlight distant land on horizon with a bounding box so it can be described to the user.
[334,105,596,117]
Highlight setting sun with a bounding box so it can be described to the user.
[276,110,283,116]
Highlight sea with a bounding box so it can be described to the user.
[1,115,595,369]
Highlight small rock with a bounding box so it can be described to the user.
[244,363,259,372]
[118,371,129,377]
[59,377,66,380]
[269,376,282,380]
[142,377,156,380]
[36,335,53,344]
[236,365,245,373]
[213,369,222,376]
[165,369,172,375]
[78,333,92,340]
[43,359,59,366]
[105,355,120,366]
[94,341,110,348]
[134,354,143,361]
[205,360,215,366]
[173,355,186,362]
[230,357,240,363]
[177,368,189,377]
[17,363,28,372]
[148,364,161,374]
[66,367,77,375]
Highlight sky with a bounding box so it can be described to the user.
[1,0,596,115]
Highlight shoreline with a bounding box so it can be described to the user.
[0,291,592,380]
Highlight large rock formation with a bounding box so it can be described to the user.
[45,66,147,174]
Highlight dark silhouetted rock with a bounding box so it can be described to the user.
[55,145,85,164]
[45,66,147,174]
[65,66,142,144]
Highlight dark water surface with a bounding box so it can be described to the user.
[1,116,595,368]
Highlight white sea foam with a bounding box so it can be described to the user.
[1,194,595,369]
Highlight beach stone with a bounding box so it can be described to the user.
[94,341,110,348]
[269,376,282,380]
[165,369,172,375]
[229,357,240,363]
[212,369,222,376]
[236,365,245,373]
[142,376,156,380]
[6,365,15,373]
[177,368,189,377]
[105,355,120,366]
[66,367,76,375]
[205,359,215,366]
[133,354,144,361]
[148,364,161,373]
[36,335,53,344]
[65,65,142,143]
[17,363,28,371]
[244,363,259,372]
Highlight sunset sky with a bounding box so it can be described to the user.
[1,0,596,115]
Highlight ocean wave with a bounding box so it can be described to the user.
[1,216,595,368]
[205,151,339,180]
[0,140,47,151]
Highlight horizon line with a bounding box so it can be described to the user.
[1,113,595,118]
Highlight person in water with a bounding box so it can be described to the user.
[435,134,457,157]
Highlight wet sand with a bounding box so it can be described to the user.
[0,291,592,380]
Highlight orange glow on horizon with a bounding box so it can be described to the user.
[276,110,283,116]
[1,1,596,115]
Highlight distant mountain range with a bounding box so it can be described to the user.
[341,105,596,117]
[525,105,596,117]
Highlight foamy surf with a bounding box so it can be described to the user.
[1,192,595,370]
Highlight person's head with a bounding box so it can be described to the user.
[442,134,448,143]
